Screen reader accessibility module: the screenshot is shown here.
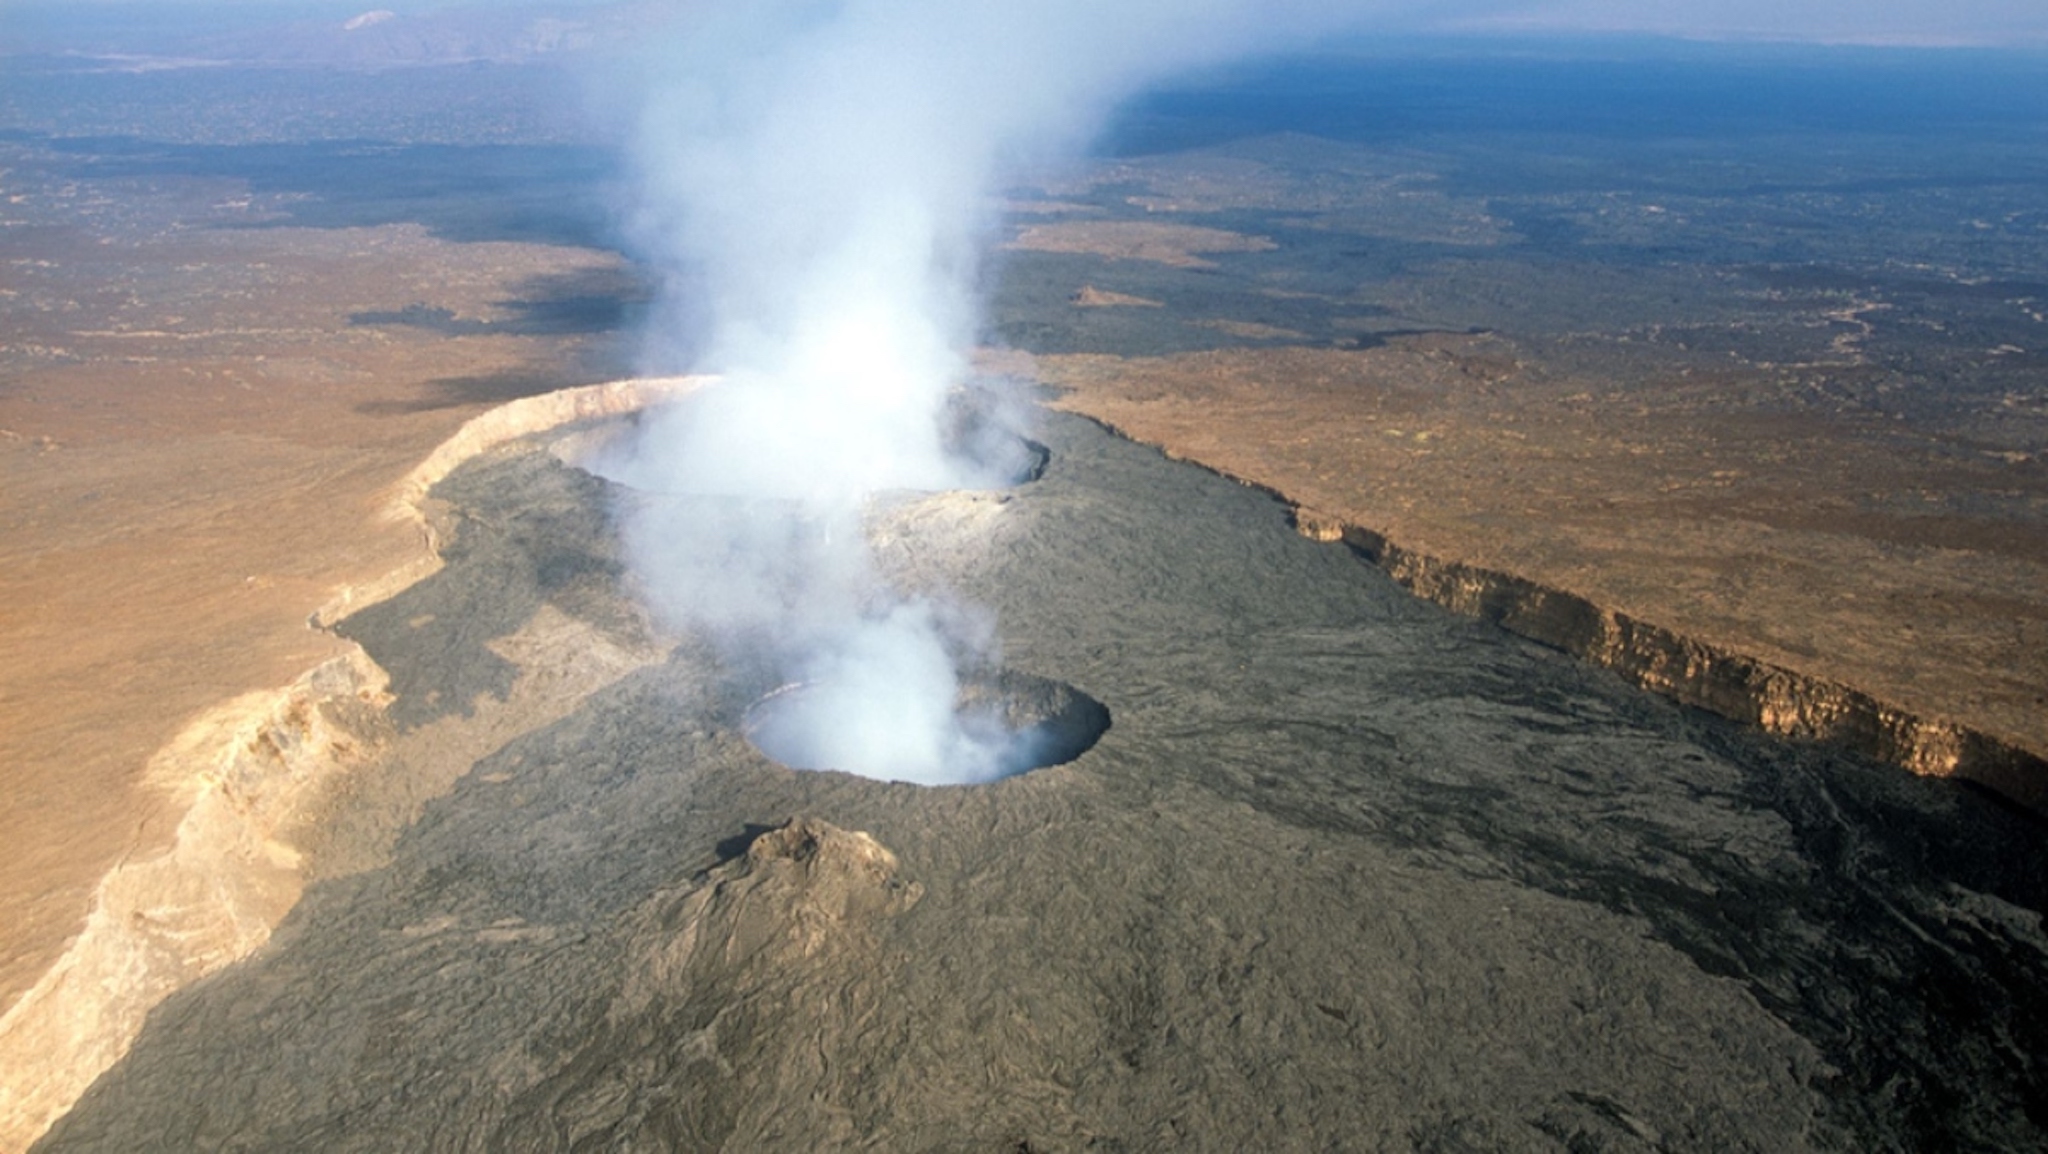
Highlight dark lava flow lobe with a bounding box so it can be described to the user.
[37,410,2048,1153]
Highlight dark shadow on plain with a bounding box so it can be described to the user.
[351,266,652,338]
[33,135,624,248]
[352,266,649,414]
[355,370,601,416]
[352,268,652,342]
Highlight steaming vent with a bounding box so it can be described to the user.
[745,669,1110,786]
[560,386,1049,495]
[968,431,1049,488]
[941,391,1051,488]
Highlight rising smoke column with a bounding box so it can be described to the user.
[608,0,1375,783]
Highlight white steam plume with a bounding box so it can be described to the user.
[602,0,1384,784]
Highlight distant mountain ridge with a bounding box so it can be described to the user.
[7,3,673,71]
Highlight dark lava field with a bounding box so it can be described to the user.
[38,409,2048,1152]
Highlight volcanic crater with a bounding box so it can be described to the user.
[744,668,1113,783]
[30,394,2048,1153]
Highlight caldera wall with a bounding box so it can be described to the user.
[0,378,702,1153]
[1295,510,2047,813]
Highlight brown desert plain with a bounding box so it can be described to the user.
[1038,331,2048,795]
[996,140,2048,805]
[0,170,636,1012]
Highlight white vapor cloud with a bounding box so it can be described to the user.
[598,0,1391,784]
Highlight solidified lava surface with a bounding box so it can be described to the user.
[37,411,2048,1152]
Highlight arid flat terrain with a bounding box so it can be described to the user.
[1040,334,2048,777]
[990,107,2048,800]
[0,134,633,1011]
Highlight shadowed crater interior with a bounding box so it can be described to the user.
[940,388,1051,487]
[745,668,1110,784]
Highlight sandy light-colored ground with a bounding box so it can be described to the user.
[1007,219,1277,268]
[1041,335,2048,768]
[0,202,626,1011]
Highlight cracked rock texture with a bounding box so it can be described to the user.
[37,412,2048,1152]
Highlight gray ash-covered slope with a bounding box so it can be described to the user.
[40,411,2048,1152]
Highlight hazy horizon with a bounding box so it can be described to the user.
[5,0,2047,58]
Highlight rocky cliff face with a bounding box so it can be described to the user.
[1296,509,2048,813]
[0,382,688,1152]
[0,652,391,1153]
[1041,336,2048,813]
